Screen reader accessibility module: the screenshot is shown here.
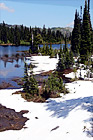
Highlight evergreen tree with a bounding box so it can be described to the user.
[49,44,54,57]
[46,44,49,55]
[91,30,93,53]
[42,25,46,41]
[63,36,68,53]
[23,62,39,96]
[44,73,62,95]
[69,50,74,66]
[1,21,7,43]
[57,54,65,71]
[28,75,39,96]
[23,62,29,93]
[65,49,71,69]
[42,44,46,55]
[71,10,81,56]
[80,0,92,62]
[14,25,20,45]
[59,44,62,58]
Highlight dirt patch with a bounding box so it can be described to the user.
[63,68,73,74]
[13,91,46,103]
[0,104,29,132]
[0,81,14,89]
[40,70,53,76]
[11,77,23,86]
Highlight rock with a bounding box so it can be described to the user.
[15,64,21,68]
[35,117,38,119]
[51,126,59,132]
[0,82,14,89]
[0,104,29,132]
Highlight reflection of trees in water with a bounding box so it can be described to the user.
[4,61,7,68]
[4,54,9,58]
[0,53,25,68]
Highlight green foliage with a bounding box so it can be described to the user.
[71,10,81,56]
[23,62,39,96]
[71,0,92,63]
[43,73,65,98]
[0,22,67,46]
[57,39,74,71]
[80,0,92,63]
[57,54,65,71]
[39,44,55,57]
[20,40,30,46]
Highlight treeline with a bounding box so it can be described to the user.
[71,0,93,63]
[0,23,71,46]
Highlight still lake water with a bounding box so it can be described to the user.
[0,44,70,88]
[0,46,30,88]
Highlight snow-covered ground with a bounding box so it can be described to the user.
[0,80,93,140]
[0,56,93,140]
[26,56,58,74]
[65,69,93,81]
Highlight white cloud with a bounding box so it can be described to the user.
[0,3,14,13]
[66,21,74,27]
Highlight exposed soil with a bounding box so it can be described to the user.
[11,77,23,85]
[0,104,29,132]
[0,44,15,46]
[40,69,74,83]
[0,81,14,89]
[40,70,53,76]
[13,91,46,103]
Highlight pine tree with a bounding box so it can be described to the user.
[80,0,91,62]
[71,10,81,56]
[46,44,49,55]
[23,62,39,96]
[63,36,68,54]
[59,44,62,58]
[49,44,54,57]
[58,77,64,92]
[45,73,60,95]
[57,54,65,71]
[14,25,20,45]
[65,49,71,69]
[42,44,46,55]
[28,75,39,96]
[69,50,74,67]
[23,62,29,93]
[42,25,46,41]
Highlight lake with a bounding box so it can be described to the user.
[0,45,30,88]
[40,44,70,49]
[0,44,70,88]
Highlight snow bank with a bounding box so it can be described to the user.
[26,56,58,74]
[65,69,93,80]
[0,80,93,140]
[65,69,87,79]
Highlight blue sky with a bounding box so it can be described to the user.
[0,0,93,28]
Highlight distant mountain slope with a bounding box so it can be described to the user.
[51,27,73,36]
[0,23,73,39]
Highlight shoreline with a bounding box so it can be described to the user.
[0,43,71,47]
[0,44,30,46]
